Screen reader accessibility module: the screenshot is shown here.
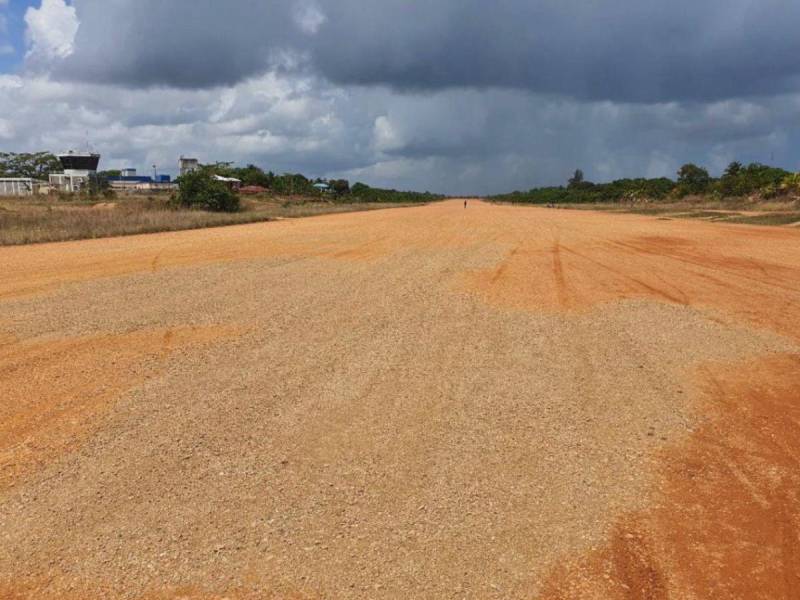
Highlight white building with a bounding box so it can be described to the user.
[179,156,199,176]
[49,151,101,193]
[0,178,43,196]
[108,180,177,193]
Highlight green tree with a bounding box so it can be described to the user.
[351,182,370,195]
[715,161,791,197]
[175,170,240,212]
[330,179,350,195]
[0,152,61,179]
[235,164,273,187]
[676,163,711,195]
[718,161,743,196]
[723,161,742,178]
[568,169,585,188]
[271,173,313,195]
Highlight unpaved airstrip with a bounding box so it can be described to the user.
[1,200,798,598]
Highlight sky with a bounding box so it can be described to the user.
[1,0,799,194]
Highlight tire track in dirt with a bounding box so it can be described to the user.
[464,212,800,341]
[551,241,571,309]
[538,353,800,600]
[608,238,800,295]
[559,245,689,306]
[490,244,521,284]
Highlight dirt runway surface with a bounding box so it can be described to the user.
[1,200,799,599]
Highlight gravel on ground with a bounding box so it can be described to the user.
[1,200,798,598]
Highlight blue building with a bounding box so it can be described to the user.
[107,168,174,191]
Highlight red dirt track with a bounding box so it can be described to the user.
[1,200,799,598]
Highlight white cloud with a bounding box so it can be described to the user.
[0,70,372,179]
[373,116,403,153]
[25,0,79,62]
[0,117,13,139]
[209,89,238,123]
[293,1,326,35]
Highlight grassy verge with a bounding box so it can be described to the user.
[721,212,800,226]
[496,198,800,227]
[0,194,415,246]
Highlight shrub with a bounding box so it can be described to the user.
[175,170,240,212]
[760,184,779,199]
[781,173,800,196]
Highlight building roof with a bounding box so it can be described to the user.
[213,175,242,183]
[58,151,101,158]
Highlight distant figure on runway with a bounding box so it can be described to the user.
[464,199,468,209]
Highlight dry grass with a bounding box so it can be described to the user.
[0,194,413,246]
[722,212,800,226]
[527,197,800,226]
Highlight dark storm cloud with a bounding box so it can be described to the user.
[312,0,800,102]
[60,1,298,88]
[12,0,798,196]
[61,0,800,103]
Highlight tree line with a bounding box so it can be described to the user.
[176,162,444,212]
[189,162,443,207]
[491,162,800,204]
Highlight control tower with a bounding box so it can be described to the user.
[50,151,101,193]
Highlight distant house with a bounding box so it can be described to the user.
[313,182,331,193]
[213,175,242,191]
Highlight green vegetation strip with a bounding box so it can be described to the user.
[723,213,800,226]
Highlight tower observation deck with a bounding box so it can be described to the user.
[58,151,101,175]
[50,151,102,193]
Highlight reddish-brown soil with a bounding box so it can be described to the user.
[539,353,800,600]
[0,326,239,492]
[0,200,798,598]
